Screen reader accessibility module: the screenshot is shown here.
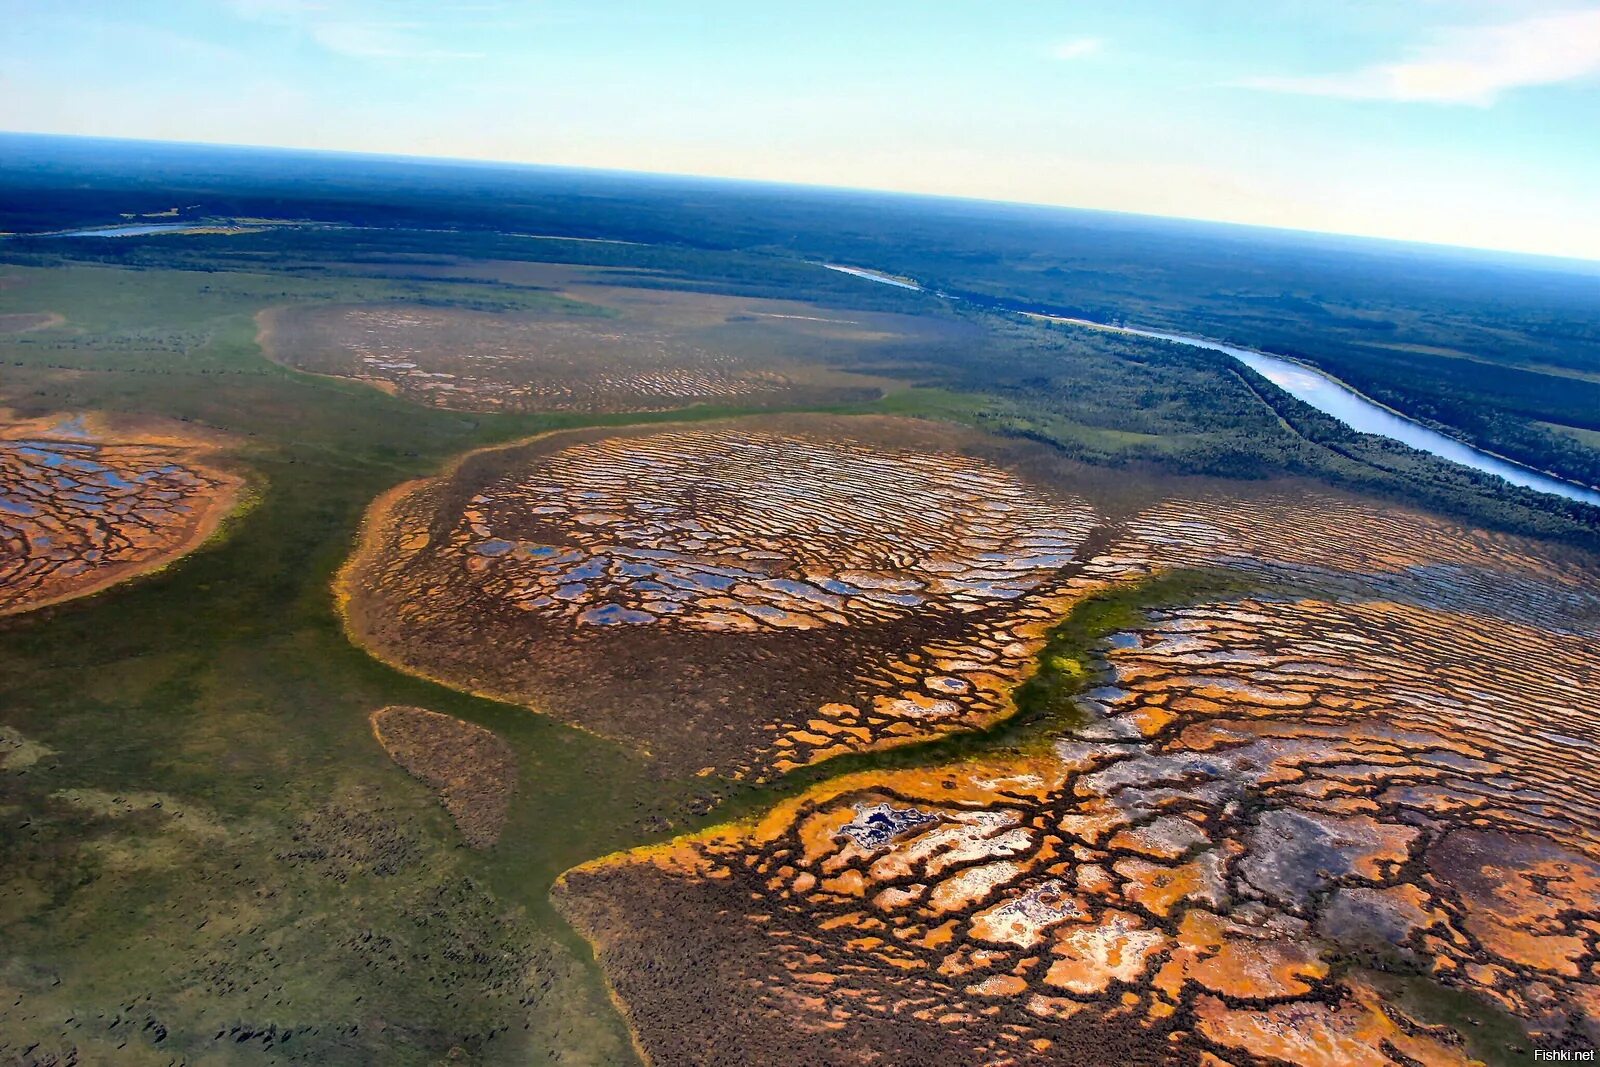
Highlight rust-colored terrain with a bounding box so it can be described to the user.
[259,272,942,413]
[369,705,517,849]
[553,490,1600,1066]
[332,395,1600,1065]
[0,413,242,615]
[340,415,1112,779]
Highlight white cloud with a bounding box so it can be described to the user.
[226,0,329,20]
[307,21,483,60]
[1239,6,1600,104]
[228,0,484,60]
[1051,37,1104,61]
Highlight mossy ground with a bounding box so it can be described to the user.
[0,258,1556,1063]
[3,261,1215,1063]
[0,263,823,1063]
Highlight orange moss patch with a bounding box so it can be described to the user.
[553,480,1600,1064]
[339,415,1109,778]
[0,411,243,616]
[1193,982,1474,1067]
[1044,911,1167,994]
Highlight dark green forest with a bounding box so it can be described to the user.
[3,131,1598,541]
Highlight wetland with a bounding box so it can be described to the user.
[831,263,1600,506]
[2,148,1598,1066]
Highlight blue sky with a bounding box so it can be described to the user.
[4,1,1599,259]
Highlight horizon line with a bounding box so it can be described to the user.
[4,128,1599,270]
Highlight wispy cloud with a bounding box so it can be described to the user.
[1239,7,1600,105]
[1052,37,1104,61]
[307,21,483,60]
[228,0,486,60]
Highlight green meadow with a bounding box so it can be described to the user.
[0,252,1572,1063]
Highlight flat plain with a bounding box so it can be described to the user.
[555,489,1600,1065]
[1,183,1598,1067]
[258,264,942,414]
[339,414,1105,779]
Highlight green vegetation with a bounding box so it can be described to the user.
[1346,964,1534,1067]
[8,134,1595,490]
[0,209,1592,1060]
[709,568,1255,825]
[0,263,809,1064]
[1008,569,1244,741]
[0,252,1276,1062]
[1541,420,1600,451]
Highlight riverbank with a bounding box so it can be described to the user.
[818,261,1600,508]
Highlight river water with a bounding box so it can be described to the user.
[51,223,196,238]
[821,263,1600,507]
[1061,320,1600,508]
[822,263,923,290]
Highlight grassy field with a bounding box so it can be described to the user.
[0,263,850,1063]
[0,254,1578,1063]
[3,259,1260,1063]
[8,135,1599,490]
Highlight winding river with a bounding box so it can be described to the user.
[824,263,1600,508]
[51,223,197,238]
[1054,319,1600,507]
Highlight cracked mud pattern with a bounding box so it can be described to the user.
[0,414,240,615]
[261,293,909,413]
[341,416,1105,779]
[1127,490,1600,632]
[555,492,1600,1066]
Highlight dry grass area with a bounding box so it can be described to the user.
[555,490,1600,1066]
[0,411,243,616]
[258,267,943,414]
[368,706,517,849]
[0,311,64,333]
[339,415,1115,779]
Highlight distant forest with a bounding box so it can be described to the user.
[4,131,1599,496]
